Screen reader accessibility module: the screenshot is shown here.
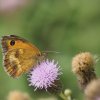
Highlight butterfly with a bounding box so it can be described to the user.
[1,35,44,78]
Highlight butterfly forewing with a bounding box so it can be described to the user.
[1,35,41,78]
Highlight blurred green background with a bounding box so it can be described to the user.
[0,0,100,100]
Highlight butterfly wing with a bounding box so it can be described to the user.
[3,48,39,78]
[1,35,41,78]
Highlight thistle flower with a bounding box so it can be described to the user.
[85,79,100,100]
[72,52,97,91]
[28,59,62,93]
[0,0,28,14]
[7,90,31,100]
[64,89,72,97]
[59,89,72,100]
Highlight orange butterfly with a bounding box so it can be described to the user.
[1,35,44,78]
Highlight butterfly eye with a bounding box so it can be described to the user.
[10,40,15,46]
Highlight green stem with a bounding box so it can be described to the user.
[59,92,68,100]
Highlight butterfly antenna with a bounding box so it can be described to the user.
[41,51,60,54]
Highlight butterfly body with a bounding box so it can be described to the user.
[1,35,42,78]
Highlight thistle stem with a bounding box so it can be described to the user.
[59,92,67,100]
[59,92,72,100]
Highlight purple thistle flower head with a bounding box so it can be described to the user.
[28,59,62,90]
[96,97,100,100]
